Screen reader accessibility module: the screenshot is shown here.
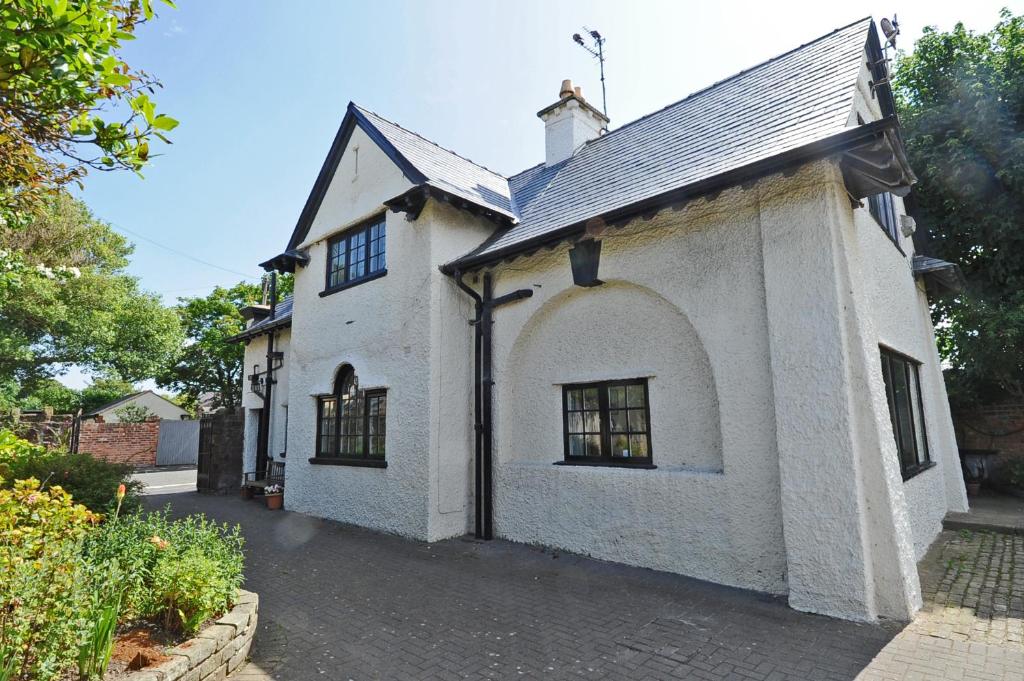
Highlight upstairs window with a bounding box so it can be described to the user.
[324,215,386,293]
[880,348,931,480]
[314,366,387,467]
[561,379,653,467]
[868,192,900,244]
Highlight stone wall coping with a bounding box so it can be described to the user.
[121,589,258,681]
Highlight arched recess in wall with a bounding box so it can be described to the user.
[501,280,723,471]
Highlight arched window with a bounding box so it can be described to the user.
[315,365,387,465]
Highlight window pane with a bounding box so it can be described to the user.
[585,434,601,457]
[327,240,345,288]
[367,393,386,459]
[583,411,600,434]
[567,389,582,411]
[628,410,647,433]
[629,435,649,459]
[608,386,626,408]
[610,434,629,458]
[583,388,599,410]
[569,434,585,457]
[909,368,929,465]
[609,409,628,433]
[567,412,584,434]
[627,384,645,407]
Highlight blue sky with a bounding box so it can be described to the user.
[63,0,1019,388]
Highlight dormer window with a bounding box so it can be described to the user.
[322,215,387,296]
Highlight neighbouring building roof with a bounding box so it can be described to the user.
[85,390,184,417]
[274,17,912,274]
[228,295,293,343]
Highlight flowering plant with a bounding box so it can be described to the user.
[264,484,283,495]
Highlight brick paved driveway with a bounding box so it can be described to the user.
[145,492,1022,680]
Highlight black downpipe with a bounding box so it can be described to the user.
[481,274,494,539]
[256,272,277,478]
[452,270,532,540]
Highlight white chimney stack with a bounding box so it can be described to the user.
[537,79,609,167]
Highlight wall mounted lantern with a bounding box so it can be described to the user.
[569,238,603,287]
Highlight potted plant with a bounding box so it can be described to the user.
[264,483,283,510]
[240,484,254,500]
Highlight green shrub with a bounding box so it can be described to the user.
[0,478,98,681]
[82,510,244,634]
[0,431,141,514]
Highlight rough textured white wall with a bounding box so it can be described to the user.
[486,184,787,595]
[424,202,493,541]
[284,124,437,539]
[849,75,968,556]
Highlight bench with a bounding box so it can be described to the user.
[243,460,285,493]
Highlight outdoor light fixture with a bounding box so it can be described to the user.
[569,238,603,287]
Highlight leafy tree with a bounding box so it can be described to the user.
[158,276,292,410]
[894,9,1024,407]
[79,373,135,412]
[17,377,80,413]
[0,0,178,227]
[0,193,182,386]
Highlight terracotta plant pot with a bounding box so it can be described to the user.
[264,493,283,510]
[240,486,254,500]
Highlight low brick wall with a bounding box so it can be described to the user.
[954,403,1024,485]
[126,589,258,681]
[78,419,160,467]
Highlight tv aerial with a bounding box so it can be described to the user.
[572,27,608,117]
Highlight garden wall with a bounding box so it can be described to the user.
[78,419,161,467]
[125,590,258,681]
[954,402,1024,485]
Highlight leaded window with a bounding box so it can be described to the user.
[562,379,652,465]
[315,366,386,463]
[325,216,386,292]
[880,348,931,479]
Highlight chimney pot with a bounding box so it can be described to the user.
[559,79,574,98]
[574,86,583,99]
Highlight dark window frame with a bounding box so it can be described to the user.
[867,192,904,252]
[311,366,387,468]
[558,378,654,468]
[880,347,933,481]
[322,214,387,296]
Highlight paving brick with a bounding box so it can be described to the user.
[143,494,1021,681]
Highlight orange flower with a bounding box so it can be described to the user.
[116,484,126,501]
[148,535,169,550]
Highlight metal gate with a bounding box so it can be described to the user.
[196,415,214,491]
[155,419,200,466]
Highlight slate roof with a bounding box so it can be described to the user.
[228,296,293,342]
[354,106,515,220]
[461,16,875,262]
[279,17,895,272]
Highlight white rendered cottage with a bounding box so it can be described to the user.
[230,18,969,623]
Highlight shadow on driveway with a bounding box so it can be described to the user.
[146,492,899,681]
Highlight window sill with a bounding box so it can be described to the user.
[554,460,657,470]
[902,460,936,482]
[319,269,387,297]
[308,457,387,468]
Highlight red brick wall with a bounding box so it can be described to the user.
[954,403,1024,484]
[78,419,160,467]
